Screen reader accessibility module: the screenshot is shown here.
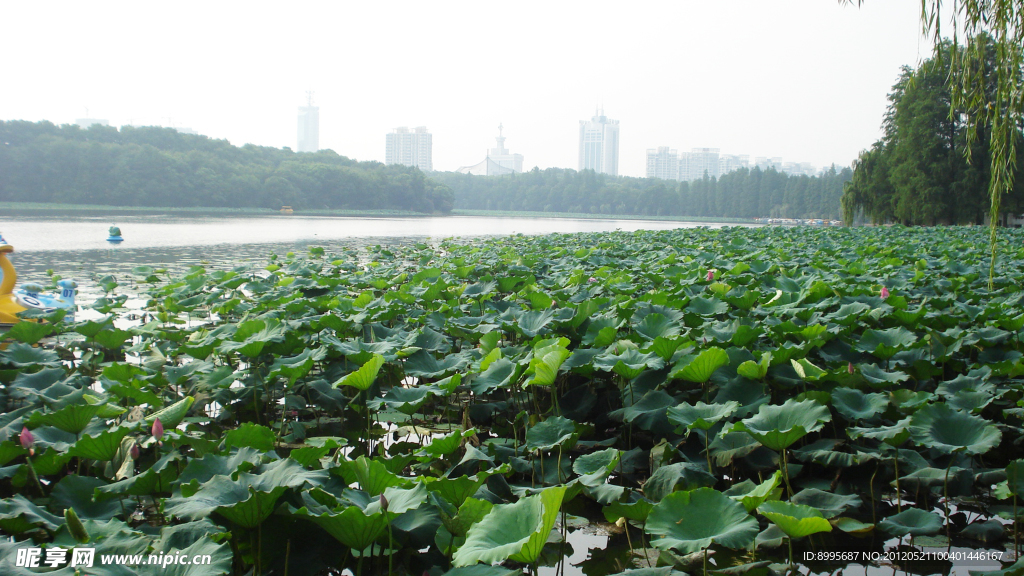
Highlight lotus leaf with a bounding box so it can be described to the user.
[909,403,1001,455]
[757,500,832,539]
[732,398,832,452]
[670,347,730,383]
[453,485,566,566]
[646,487,759,554]
[877,507,943,537]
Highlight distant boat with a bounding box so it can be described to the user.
[280,206,294,214]
[107,224,124,243]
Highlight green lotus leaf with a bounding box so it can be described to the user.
[732,398,832,452]
[643,462,716,502]
[670,347,730,383]
[332,353,386,390]
[909,402,1001,455]
[6,321,55,345]
[440,496,494,538]
[572,447,621,486]
[404,349,470,379]
[419,428,476,458]
[268,347,327,384]
[668,400,740,432]
[724,470,782,513]
[831,388,888,421]
[424,465,510,508]
[856,327,918,359]
[758,500,832,539]
[94,328,132,350]
[334,456,407,496]
[737,351,772,380]
[1006,460,1024,496]
[292,502,387,551]
[0,342,61,367]
[791,489,861,519]
[0,494,63,534]
[526,416,578,452]
[858,364,909,387]
[634,312,682,341]
[612,389,676,433]
[167,459,327,526]
[790,358,826,381]
[516,309,556,337]
[688,297,729,316]
[27,403,105,434]
[525,338,572,387]
[224,422,276,452]
[603,495,656,523]
[647,487,759,554]
[470,357,517,394]
[144,396,195,429]
[50,475,123,520]
[831,517,874,534]
[369,384,442,414]
[877,507,943,537]
[453,485,566,566]
[68,425,134,461]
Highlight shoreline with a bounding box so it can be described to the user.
[3,202,757,224]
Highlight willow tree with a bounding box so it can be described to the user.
[844,1,1023,288]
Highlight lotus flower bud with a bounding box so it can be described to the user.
[706,270,714,282]
[880,286,890,299]
[152,418,164,443]
[848,362,854,374]
[20,426,34,456]
[380,493,389,512]
[587,277,597,283]
[65,507,90,544]
[130,442,140,460]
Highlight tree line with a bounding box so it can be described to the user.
[841,34,1024,225]
[0,121,454,213]
[433,165,851,220]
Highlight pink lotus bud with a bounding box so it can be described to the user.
[880,286,890,299]
[588,277,597,283]
[20,427,34,456]
[152,418,164,441]
[848,362,854,374]
[380,493,389,512]
[706,270,714,282]
[130,442,140,460]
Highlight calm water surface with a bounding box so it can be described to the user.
[2,214,753,284]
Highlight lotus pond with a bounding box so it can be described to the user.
[3,225,1024,576]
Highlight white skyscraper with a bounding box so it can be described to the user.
[297,92,319,153]
[386,126,432,172]
[646,147,679,180]
[578,109,620,176]
[680,148,721,181]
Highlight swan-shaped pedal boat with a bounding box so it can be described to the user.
[0,243,77,329]
[107,225,124,243]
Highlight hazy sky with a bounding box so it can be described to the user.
[1,1,932,177]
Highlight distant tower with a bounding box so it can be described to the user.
[297,92,319,153]
[486,123,524,174]
[578,108,619,176]
[385,126,432,171]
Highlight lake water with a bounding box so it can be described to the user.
[2,213,753,285]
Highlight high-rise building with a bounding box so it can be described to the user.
[457,124,524,176]
[646,147,678,180]
[719,154,750,177]
[578,109,619,176]
[297,92,319,153]
[386,126,432,172]
[680,148,721,181]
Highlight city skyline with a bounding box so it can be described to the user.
[385,126,433,172]
[0,2,933,177]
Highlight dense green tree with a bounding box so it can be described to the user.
[842,36,1023,226]
[0,121,448,213]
